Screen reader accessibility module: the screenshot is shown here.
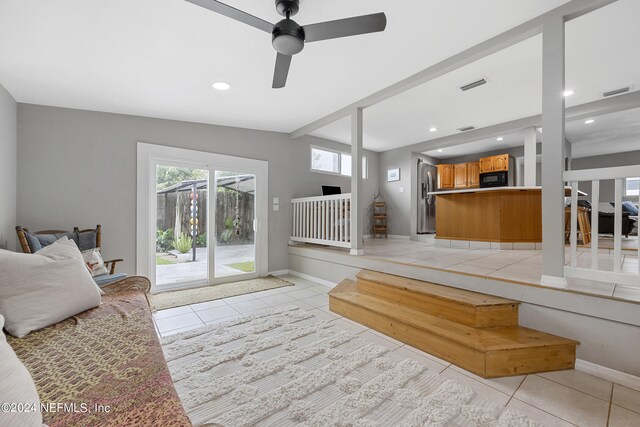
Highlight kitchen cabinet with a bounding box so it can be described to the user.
[437,164,454,189]
[493,154,510,172]
[479,154,510,173]
[454,163,468,188]
[467,162,480,188]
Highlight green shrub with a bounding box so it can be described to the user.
[195,233,207,247]
[156,229,174,253]
[174,233,193,254]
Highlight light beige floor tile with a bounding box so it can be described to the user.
[195,305,239,322]
[439,367,511,406]
[317,305,341,318]
[446,263,497,276]
[258,293,298,307]
[537,370,613,401]
[189,299,228,312]
[609,404,640,426]
[204,315,240,326]
[513,375,609,427]
[221,293,257,304]
[155,312,204,333]
[612,384,640,413]
[330,317,368,334]
[307,308,339,322]
[506,398,577,427]
[153,305,194,320]
[449,364,526,396]
[227,299,270,314]
[388,346,448,373]
[160,324,204,337]
[612,285,640,302]
[286,288,322,300]
[299,294,329,308]
[284,299,316,311]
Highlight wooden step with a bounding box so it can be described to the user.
[330,284,578,378]
[356,270,519,327]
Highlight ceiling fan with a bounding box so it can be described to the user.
[186,0,387,88]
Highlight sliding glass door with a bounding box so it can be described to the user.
[214,171,256,278]
[137,143,268,292]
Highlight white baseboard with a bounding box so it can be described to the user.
[268,269,290,276]
[576,359,640,391]
[288,270,338,288]
[388,235,410,240]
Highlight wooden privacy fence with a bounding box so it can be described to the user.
[157,189,255,243]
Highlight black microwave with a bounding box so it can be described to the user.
[480,171,509,188]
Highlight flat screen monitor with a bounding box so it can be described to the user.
[322,185,341,196]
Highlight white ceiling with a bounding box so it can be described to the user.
[0,0,570,136]
[1,0,637,158]
[311,0,640,153]
[424,107,640,160]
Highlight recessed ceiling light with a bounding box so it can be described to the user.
[212,81,231,91]
[437,149,444,153]
[584,119,595,124]
[429,127,438,132]
[563,90,574,97]
[496,137,504,141]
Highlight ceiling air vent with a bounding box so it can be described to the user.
[603,86,631,97]
[457,126,476,132]
[460,78,487,91]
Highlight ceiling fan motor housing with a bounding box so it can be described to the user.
[272,18,305,55]
[275,0,299,17]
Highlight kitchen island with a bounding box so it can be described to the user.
[429,187,543,243]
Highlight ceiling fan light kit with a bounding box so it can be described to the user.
[186,0,387,88]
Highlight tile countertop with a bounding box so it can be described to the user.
[428,186,588,196]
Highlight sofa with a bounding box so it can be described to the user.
[7,276,191,427]
[598,212,636,237]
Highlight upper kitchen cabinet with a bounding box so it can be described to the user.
[479,154,510,173]
[467,162,480,188]
[437,164,454,189]
[454,163,468,188]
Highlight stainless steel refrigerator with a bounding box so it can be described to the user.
[417,160,437,234]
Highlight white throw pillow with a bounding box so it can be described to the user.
[0,314,44,426]
[0,237,102,338]
[82,248,108,277]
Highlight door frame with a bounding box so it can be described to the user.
[136,142,269,292]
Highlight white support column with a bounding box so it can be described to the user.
[350,108,364,255]
[524,126,537,186]
[540,14,568,288]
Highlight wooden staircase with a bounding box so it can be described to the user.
[329,270,579,378]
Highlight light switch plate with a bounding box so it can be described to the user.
[399,187,404,193]
[273,204,280,211]
[273,197,280,204]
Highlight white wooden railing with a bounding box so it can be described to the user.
[291,193,351,248]
[564,165,640,287]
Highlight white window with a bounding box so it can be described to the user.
[311,146,367,179]
[626,177,640,196]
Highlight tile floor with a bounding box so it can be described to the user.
[296,238,640,302]
[153,274,640,427]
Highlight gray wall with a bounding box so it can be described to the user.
[16,104,378,274]
[378,149,413,236]
[0,84,17,251]
[573,150,640,203]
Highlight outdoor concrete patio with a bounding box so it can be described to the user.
[156,244,255,286]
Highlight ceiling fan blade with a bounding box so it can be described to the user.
[303,12,387,43]
[185,0,273,33]
[272,53,292,89]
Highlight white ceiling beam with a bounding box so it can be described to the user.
[406,89,640,154]
[289,0,617,140]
